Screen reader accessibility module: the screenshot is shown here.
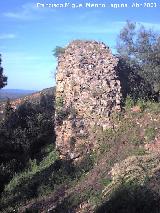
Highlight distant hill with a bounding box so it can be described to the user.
[0,89,37,101]
[0,87,55,120]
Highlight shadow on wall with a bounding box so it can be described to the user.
[95,183,160,213]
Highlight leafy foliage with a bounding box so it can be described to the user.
[53,46,65,58]
[116,21,160,100]
[0,93,55,193]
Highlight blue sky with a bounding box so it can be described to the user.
[0,0,160,90]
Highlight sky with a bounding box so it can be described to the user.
[0,0,160,90]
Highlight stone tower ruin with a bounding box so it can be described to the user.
[55,40,122,160]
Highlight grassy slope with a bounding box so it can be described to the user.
[1,98,160,213]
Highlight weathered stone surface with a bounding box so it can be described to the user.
[55,40,122,160]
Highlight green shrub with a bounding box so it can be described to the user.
[132,148,146,156]
[145,101,160,114]
[130,137,143,146]
[125,96,134,110]
[4,149,58,194]
[136,98,146,112]
[1,148,94,211]
[56,96,64,109]
[100,178,112,187]
[53,46,65,58]
[145,127,156,141]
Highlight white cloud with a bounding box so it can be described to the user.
[3,3,44,21]
[138,22,160,31]
[3,52,56,71]
[70,21,160,35]
[58,21,126,34]
[78,10,102,21]
[0,34,16,40]
[3,52,45,62]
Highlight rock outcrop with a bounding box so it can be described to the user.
[55,40,122,160]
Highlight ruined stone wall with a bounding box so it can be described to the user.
[55,40,122,160]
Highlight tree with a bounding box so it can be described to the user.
[116,56,152,102]
[0,92,55,192]
[4,98,15,130]
[4,98,14,120]
[53,46,65,58]
[0,54,7,89]
[116,21,160,100]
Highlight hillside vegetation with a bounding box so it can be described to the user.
[0,87,55,197]
[0,97,160,212]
